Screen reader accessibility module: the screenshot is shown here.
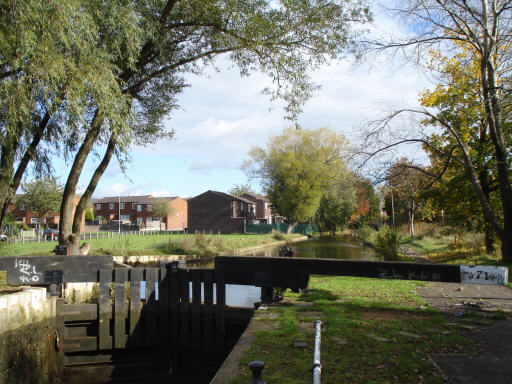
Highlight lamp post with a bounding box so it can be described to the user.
[118,195,121,235]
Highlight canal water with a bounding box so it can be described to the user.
[191,236,375,307]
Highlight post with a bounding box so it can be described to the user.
[118,195,121,235]
[313,320,323,384]
[249,361,266,384]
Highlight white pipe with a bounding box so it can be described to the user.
[313,320,322,384]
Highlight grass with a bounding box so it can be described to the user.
[230,276,478,384]
[0,233,302,257]
[399,233,501,265]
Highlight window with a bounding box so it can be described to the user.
[109,203,114,210]
[120,214,130,221]
[137,204,142,212]
[120,203,125,210]
[136,217,143,226]
[16,217,24,222]
[147,204,152,211]
[146,217,152,223]
[132,203,137,209]
[20,203,25,211]
[96,204,101,210]
[96,215,102,220]
[30,218,39,224]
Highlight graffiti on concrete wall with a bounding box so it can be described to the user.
[460,266,508,285]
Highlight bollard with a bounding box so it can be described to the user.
[249,361,266,384]
[313,320,323,384]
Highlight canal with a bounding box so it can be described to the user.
[189,236,375,307]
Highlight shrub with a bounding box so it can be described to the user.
[354,225,376,244]
[374,225,400,261]
[272,231,285,241]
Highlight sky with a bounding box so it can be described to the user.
[52,5,431,199]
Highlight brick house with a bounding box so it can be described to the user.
[187,190,257,234]
[92,195,187,230]
[8,194,85,232]
[241,193,273,223]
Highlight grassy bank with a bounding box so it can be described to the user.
[230,276,484,384]
[400,233,498,264]
[0,233,303,257]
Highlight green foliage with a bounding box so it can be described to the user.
[85,209,94,221]
[354,224,376,243]
[18,178,63,220]
[246,127,352,225]
[151,199,171,218]
[228,183,254,197]
[272,231,285,241]
[316,185,356,234]
[374,225,400,261]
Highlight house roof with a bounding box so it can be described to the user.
[242,192,270,202]
[91,195,179,204]
[191,190,255,205]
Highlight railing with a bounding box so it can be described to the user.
[1,229,186,244]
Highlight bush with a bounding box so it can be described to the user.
[354,225,376,243]
[374,225,400,261]
[272,231,285,241]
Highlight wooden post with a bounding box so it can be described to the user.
[214,265,226,353]
[114,268,128,349]
[203,269,214,351]
[145,268,158,346]
[129,268,143,347]
[99,269,113,350]
[191,269,201,348]
[178,268,190,347]
[169,262,180,373]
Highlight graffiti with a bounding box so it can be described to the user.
[378,268,442,281]
[14,258,43,283]
[460,266,508,285]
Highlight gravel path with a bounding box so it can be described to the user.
[418,281,512,384]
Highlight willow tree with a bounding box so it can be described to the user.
[58,0,371,253]
[245,127,351,232]
[0,0,139,229]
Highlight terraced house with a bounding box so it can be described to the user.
[92,195,187,230]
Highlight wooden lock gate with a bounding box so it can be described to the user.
[57,265,228,383]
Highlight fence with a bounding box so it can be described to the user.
[2,229,186,245]
[246,222,318,235]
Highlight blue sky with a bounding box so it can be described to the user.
[52,9,430,199]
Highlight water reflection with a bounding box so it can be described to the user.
[188,236,374,307]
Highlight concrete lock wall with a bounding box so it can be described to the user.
[63,282,97,303]
[0,288,56,384]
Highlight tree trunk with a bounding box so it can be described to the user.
[59,110,104,253]
[0,112,51,226]
[408,201,415,236]
[287,222,297,234]
[72,134,117,235]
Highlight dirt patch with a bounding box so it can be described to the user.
[359,310,429,321]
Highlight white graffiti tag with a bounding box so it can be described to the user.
[14,259,43,283]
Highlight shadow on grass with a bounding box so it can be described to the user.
[297,288,338,302]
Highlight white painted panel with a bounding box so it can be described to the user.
[460,265,508,285]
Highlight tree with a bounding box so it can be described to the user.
[152,199,172,218]
[245,127,351,232]
[315,176,357,235]
[386,159,428,236]
[228,184,255,197]
[17,178,63,226]
[351,179,380,225]
[85,209,95,222]
[0,0,140,231]
[54,0,371,254]
[360,0,512,260]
